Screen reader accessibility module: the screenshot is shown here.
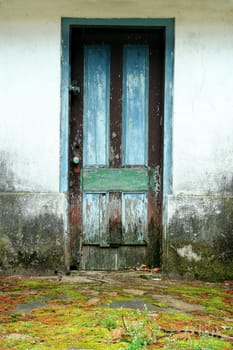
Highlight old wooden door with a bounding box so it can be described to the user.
[69,28,164,270]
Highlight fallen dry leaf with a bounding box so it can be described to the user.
[110,327,121,342]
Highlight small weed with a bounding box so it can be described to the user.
[120,306,155,349]
[123,335,148,349]
[99,314,118,330]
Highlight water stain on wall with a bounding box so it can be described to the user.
[0,150,16,191]
[0,193,65,274]
[164,194,233,281]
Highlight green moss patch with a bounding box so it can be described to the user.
[0,276,232,349]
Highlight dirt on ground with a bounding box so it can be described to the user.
[0,271,232,349]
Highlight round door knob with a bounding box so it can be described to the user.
[73,156,80,164]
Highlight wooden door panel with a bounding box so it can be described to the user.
[82,168,148,191]
[83,45,110,166]
[82,193,101,244]
[122,193,147,245]
[123,45,149,165]
[109,192,122,246]
[82,193,109,246]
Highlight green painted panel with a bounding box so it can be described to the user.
[82,168,149,191]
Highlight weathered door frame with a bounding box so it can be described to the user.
[60,18,174,268]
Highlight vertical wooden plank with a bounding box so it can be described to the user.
[123,45,149,166]
[82,193,100,244]
[83,45,110,166]
[109,192,122,246]
[110,44,122,167]
[70,33,84,196]
[148,39,164,168]
[68,31,84,268]
[147,39,165,265]
[83,193,109,246]
[122,193,147,244]
[99,193,109,247]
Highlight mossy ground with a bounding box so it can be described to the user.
[0,272,232,349]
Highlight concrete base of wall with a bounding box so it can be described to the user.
[1,192,233,281]
[0,193,66,275]
[164,195,233,281]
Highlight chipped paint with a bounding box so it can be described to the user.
[83,192,109,247]
[122,193,148,245]
[123,45,149,166]
[83,45,110,167]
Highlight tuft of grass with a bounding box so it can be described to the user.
[99,314,118,330]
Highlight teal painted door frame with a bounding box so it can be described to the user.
[60,17,174,226]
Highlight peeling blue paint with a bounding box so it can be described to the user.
[123,45,149,166]
[83,45,110,166]
[60,21,70,193]
[60,18,174,201]
[122,192,147,245]
[60,18,174,254]
[163,22,174,208]
[82,192,109,246]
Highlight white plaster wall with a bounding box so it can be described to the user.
[0,0,233,194]
[0,18,60,192]
[174,16,233,195]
